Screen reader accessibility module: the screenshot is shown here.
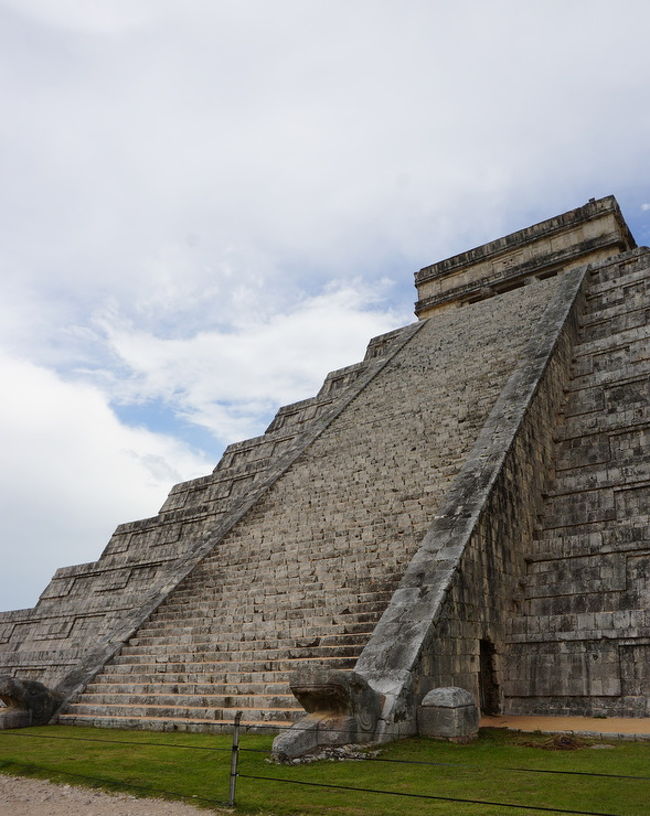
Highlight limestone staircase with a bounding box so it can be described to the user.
[57,328,411,732]
[57,565,398,731]
[505,250,650,715]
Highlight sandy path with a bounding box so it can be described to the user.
[481,715,650,736]
[0,774,228,815]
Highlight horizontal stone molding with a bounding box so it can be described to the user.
[416,196,634,286]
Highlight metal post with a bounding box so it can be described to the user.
[228,710,243,807]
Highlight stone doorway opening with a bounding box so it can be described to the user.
[479,638,500,715]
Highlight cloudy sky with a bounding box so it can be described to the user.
[1,0,649,611]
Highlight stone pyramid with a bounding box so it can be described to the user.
[1,196,648,750]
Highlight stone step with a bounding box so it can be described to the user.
[56,714,292,733]
[570,340,650,384]
[137,619,381,641]
[112,643,363,664]
[162,583,395,600]
[506,624,650,645]
[508,609,649,639]
[524,588,646,617]
[583,272,649,315]
[579,306,649,345]
[149,598,391,621]
[171,574,395,589]
[530,523,649,559]
[76,692,298,710]
[537,512,650,541]
[585,263,649,294]
[128,630,373,649]
[135,617,378,638]
[63,702,302,722]
[86,681,292,696]
[149,592,373,610]
[170,572,402,588]
[573,323,649,360]
[146,608,386,628]
[548,457,650,495]
[93,666,351,685]
[566,358,650,393]
[170,571,399,592]
[557,405,650,442]
[100,655,357,674]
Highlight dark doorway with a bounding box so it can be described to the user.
[479,639,500,714]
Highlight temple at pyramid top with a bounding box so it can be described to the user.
[414,194,636,317]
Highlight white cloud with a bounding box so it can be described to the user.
[0,0,160,33]
[641,203,650,211]
[96,283,408,444]
[0,352,211,611]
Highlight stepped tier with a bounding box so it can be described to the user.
[504,252,650,717]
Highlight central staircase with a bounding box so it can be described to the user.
[58,558,398,730]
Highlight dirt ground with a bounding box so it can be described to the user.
[0,774,228,816]
[481,714,650,736]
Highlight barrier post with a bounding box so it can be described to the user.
[228,710,243,807]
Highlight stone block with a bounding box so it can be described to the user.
[417,687,479,742]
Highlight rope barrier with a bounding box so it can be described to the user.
[359,754,650,781]
[1,724,647,815]
[2,728,648,780]
[237,772,626,816]
[0,731,230,753]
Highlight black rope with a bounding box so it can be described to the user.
[1,730,644,815]
[237,772,626,816]
[360,754,650,781]
[2,729,648,780]
[0,731,230,753]
[0,759,227,807]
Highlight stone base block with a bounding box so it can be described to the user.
[417,687,479,743]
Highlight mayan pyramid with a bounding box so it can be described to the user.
[1,195,648,746]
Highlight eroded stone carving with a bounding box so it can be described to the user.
[0,675,62,729]
[272,669,383,759]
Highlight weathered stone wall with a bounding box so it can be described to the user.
[504,248,650,716]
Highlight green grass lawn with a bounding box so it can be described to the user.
[0,725,648,816]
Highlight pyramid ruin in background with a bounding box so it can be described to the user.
[1,195,648,747]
